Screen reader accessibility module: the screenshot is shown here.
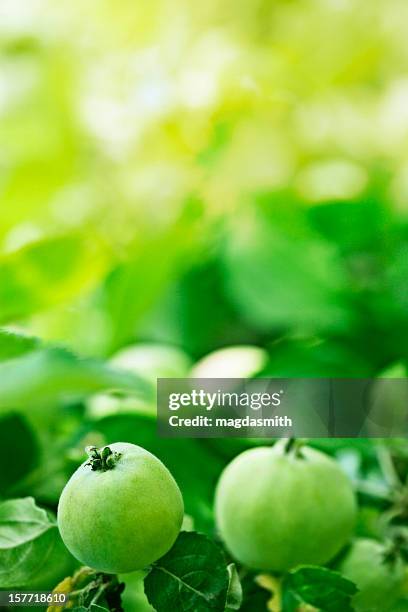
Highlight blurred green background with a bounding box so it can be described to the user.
[1,0,408,375]
[2,1,408,606]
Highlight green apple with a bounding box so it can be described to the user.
[215,439,356,571]
[58,442,183,574]
[339,538,406,611]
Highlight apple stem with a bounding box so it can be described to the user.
[284,438,304,458]
[383,530,407,567]
[285,438,296,454]
[85,445,121,471]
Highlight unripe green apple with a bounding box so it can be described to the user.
[215,440,356,571]
[58,442,183,574]
[339,538,406,611]
[191,345,267,379]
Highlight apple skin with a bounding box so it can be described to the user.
[215,440,356,571]
[339,538,406,612]
[58,442,184,574]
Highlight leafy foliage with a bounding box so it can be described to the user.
[225,564,243,611]
[144,532,231,612]
[48,568,124,612]
[0,235,107,324]
[239,574,271,612]
[223,204,350,334]
[0,413,39,495]
[281,566,358,612]
[0,498,61,588]
[0,347,152,413]
[0,329,40,360]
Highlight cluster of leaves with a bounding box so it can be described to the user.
[0,495,358,612]
[1,330,408,611]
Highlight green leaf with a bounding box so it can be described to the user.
[104,201,201,352]
[0,347,152,413]
[0,329,40,361]
[143,257,253,358]
[225,564,242,611]
[282,566,358,612]
[261,338,371,378]
[0,413,39,495]
[0,497,61,587]
[239,574,271,612]
[0,234,107,324]
[223,203,349,333]
[307,199,388,256]
[144,531,230,611]
[59,570,125,611]
[391,599,408,612]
